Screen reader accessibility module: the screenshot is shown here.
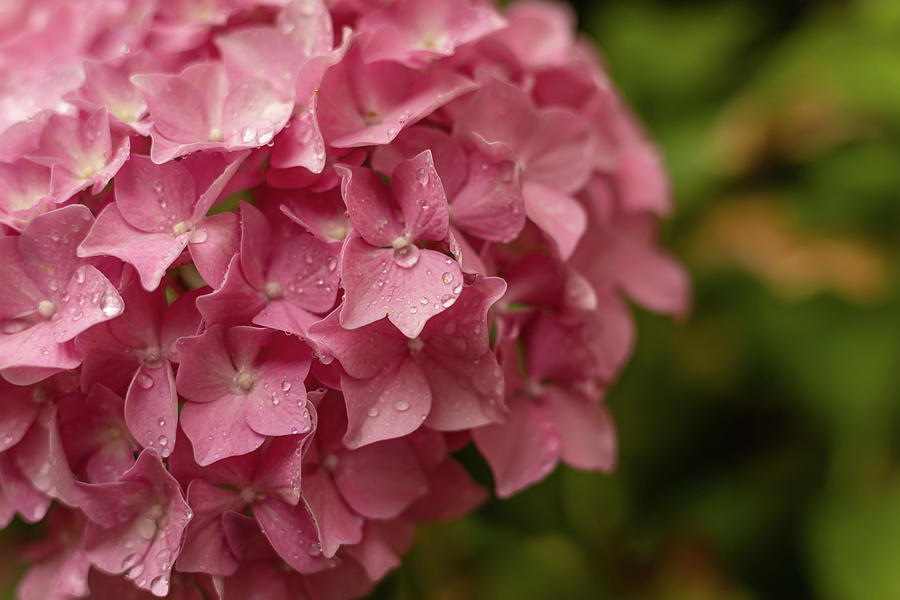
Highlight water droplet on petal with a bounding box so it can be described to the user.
[158,435,168,447]
[441,272,453,284]
[100,293,123,317]
[395,399,410,411]
[150,576,169,596]
[189,226,208,244]
[282,380,292,392]
[393,244,420,268]
[367,407,379,417]
[137,374,153,389]
[415,168,428,185]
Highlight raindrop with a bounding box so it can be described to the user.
[394,399,410,412]
[75,268,86,284]
[137,374,154,389]
[241,127,255,144]
[157,417,166,427]
[393,244,420,268]
[158,435,168,447]
[415,168,428,185]
[100,293,123,317]
[419,297,429,305]
[189,227,208,244]
[150,577,169,596]
[441,296,457,308]
[409,307,417,314]
[281,380,292,392]
[441,272,453,284]
[367,407,379,418]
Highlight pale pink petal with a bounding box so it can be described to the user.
[341,359,432,449]
[333,438,427,519]
[473,397,561,498]
[301,469,363,558]
[522,181,587,260]
[335,164,404,247]
[543,388,617,472]
[188,211,240,288]
[125,362,178,458]
[254,497,336,573]
[77,203,190,292]
[391,150,449,242]
[339,238,463,338]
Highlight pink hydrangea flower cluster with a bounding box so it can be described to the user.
[0,0,689,597]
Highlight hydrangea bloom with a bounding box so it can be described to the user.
[0,0,688,597]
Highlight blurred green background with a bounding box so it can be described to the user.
[4,1,900,598]
[378,0,900,599]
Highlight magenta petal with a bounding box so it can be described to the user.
[177,480,244,575]
[238,201,273,290]
[0,453,52,523]
[406,458,488,521]
[617,241,691,317]
[336,165,403,247]
[473,397,562,498]
[318,46,475,148]
[451,152,525,243]
[78,203,189,291]
[307,308,406,379]
[243,341,312,438]
[420,352,505,431]
[180,396,266,466]
[339,238,463,338]
[253,301,319,337]
[20,204,94,295]
[175,326,240,403]
[131,71,213,146]
[301,469,363,558]
[341,359,432,449]
[188,211,240,288]
[16,405,75,506]
[75,449,191,596]
[391,150,449,242]
[343,519,415,581]
[0,380,40,452]
[333,439,427,519]
[254,496,337,573]
[371,126,468,198]
[125,362,178,458]
[522,181,587,260]
[50,264,125,342]
[265,226,341,314]
[114,155,196,233]
[543,388,617,472]
[196,255,266,328]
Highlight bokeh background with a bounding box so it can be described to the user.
[3,0,900,598]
